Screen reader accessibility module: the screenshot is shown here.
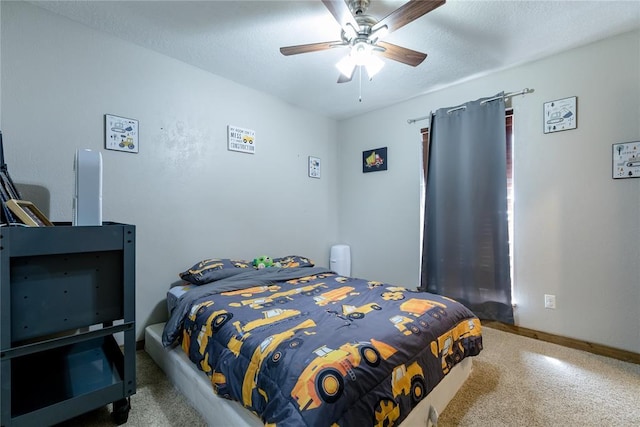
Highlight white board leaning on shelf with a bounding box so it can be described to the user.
[73,149,103,226]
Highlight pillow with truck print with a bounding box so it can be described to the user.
[179,258,252,285]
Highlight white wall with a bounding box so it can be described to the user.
[1,1,339,340]
[338,31,640,353]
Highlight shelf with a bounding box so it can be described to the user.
[4,322,134,359]
[0,223,136,426]
[11,335,125,418]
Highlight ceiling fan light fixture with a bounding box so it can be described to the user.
[336,55,356,77]
[351,42,371,64]
[336,42,384,79]
[352,42,384,78]
[364,55,384,79]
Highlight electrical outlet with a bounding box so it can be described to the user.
[544,294,556,309]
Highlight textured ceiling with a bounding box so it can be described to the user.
[30,0,640,120]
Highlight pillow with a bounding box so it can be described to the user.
[179,258,252,285]
[273,255,314,268]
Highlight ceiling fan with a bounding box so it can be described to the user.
[280,0,446,83]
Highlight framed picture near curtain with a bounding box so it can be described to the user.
[362,147,387,173]
[543,96,577,134]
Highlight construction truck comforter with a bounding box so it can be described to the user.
[162,265,483,427]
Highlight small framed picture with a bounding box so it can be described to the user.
[105,114,139,153]
[543,96,577,134]
[362,147,388,173]
[6,199,54,226]
[612,141,640,179]
[309,156,321,178]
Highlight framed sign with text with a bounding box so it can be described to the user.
[228,125,256,154]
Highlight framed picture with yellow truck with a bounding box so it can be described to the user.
[362,147,388,173]
[6,199,54,226]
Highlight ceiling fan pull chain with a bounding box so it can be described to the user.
[359,66,363,103]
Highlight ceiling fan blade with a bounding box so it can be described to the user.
[280,41,344,56]
[376,41,427,67]
[322,0,359,32]
[373,0,446,35]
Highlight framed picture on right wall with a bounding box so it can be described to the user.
[543,96,577,134]
[612,141,640,179]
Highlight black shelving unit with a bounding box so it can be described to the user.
[0,222,136,426]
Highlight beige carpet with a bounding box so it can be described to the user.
[56,350,206,427]
[58,326,639,426]
[438,327,640,426]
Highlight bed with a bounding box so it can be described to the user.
[146,256,483,426]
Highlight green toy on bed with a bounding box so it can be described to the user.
[252,256,282,269]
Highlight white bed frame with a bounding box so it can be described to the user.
[145,322,472,427]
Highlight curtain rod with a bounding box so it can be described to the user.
[406,88,534,124]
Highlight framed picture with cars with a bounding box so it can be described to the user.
[105,114,139,153]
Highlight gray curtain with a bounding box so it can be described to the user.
[421,93,514,324]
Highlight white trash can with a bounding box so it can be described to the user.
[330,244,351,277]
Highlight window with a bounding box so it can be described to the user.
[421,110,514,283]
[505,110,514,289]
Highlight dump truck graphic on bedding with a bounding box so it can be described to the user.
[187,301,215,321]
[292,339,396,411]
[227,332,247,357]
[430,318,482,374]
[400,298,448,319]
[400,298,446,316]
[286,273,334,285]
[242,319,317,408]
[181,301,217,355]
[197,310,233,352]
[313,286,356,306]
[211,371,227,396]
[341,302,382,319]
[373,361,426,426]
[220,285,281,297]
[391,361,426,405]
[227,308,302,356]
[241,308,301,332]
[389,315,421,336]
[195,309,233,372]
[229,283,328,309]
